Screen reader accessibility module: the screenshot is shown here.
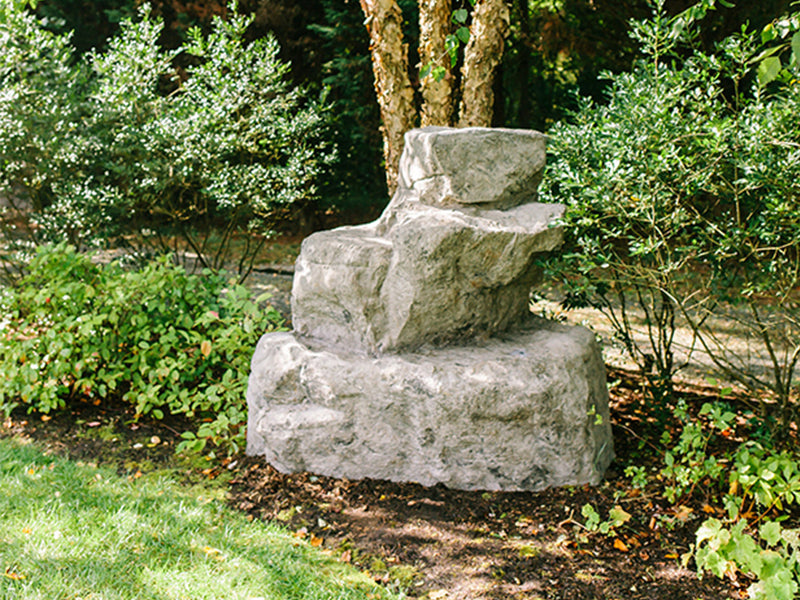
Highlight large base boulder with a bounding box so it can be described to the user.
[247,316,614,492]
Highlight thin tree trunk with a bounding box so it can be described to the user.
[419,0,454,126]
[360,0,416,193]
[458,0,510,127]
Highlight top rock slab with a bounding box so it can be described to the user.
[396,126,547,209]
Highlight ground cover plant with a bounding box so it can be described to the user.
[0,243,284,455]
[0,435,401,600]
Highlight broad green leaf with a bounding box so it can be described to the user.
[761,521,783,547]
[761,572,798,600]
[456,26,470,44]
[757,56,782,87]
[792,32,800,67]
[696,518,723,544]
[452,8,469,24]
[609,506,632,525]
[729,532,762,576]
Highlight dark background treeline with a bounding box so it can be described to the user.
[35,0,792,217]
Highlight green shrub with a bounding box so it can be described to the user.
[0,1,335,278]
[0,243,284,455]
[542,1,800,429]
[656,397,800,599]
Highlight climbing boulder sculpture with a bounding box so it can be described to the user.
[246,126,614,492]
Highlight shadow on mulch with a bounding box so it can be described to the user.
[1,369,749,600]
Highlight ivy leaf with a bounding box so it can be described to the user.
[609,506,632,525]
[456,26,470,44]
[760,521,782,547]
[792,31,800,67]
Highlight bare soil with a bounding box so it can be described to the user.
[1,370,753,600]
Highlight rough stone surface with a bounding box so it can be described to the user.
[247,317,614,492]
[292,202,563,354]
[247,126,614,492]
[291,126,562,355]
[396,126,547,209]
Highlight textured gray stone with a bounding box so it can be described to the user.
[246,316,614,492]
[247,126,614,492]
[291,222,392,352]
[396,126,547,209]
[292,202,563,354]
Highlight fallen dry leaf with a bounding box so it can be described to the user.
[613,538,629,552]
[674,505,693,522]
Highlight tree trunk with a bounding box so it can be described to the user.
[360,0,510,190]
[418,0,454,126]
[458,0,510,127]
[359,0,416,193]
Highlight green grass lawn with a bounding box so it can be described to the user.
[0,437,402,600]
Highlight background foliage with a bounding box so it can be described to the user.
[541,0,800,426]
[0,1,335,277]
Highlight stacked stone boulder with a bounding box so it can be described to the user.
[246,126,614,492]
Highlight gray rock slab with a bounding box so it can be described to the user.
[246,316,614,492]
[396,126,547,209]
[380,203,563,351]
[291,202,564,354]
[291,221,392,352]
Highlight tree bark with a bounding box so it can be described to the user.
[458,0,510,127]
[418,0,454,126]
[360,0,416,193]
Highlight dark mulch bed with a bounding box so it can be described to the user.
[2,369,749,600]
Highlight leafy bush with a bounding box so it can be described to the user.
[0,243,284,455]
[542,0,800,430]
[0,1,335,278]
[661,403,800,600]
[657,398,800,599]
